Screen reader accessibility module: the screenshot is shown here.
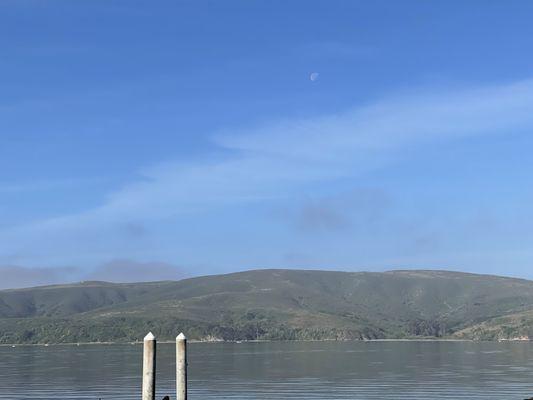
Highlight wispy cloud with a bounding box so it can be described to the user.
[217,79,533,160]
[3,79,533,267]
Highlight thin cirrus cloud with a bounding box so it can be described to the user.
[2,78,533,267]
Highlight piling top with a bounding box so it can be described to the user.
[144,332,156,341]
[176,332,187,341]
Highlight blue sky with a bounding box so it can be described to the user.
[2,0,533,284]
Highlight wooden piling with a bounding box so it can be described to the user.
[142,332,156,400]
[176,332,187,400]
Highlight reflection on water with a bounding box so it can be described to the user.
[1,341,533,399]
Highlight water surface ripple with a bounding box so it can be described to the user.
[1,341,532,399]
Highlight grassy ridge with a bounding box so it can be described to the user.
[2,269,533,344]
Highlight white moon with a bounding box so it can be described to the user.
[310,72,319,82]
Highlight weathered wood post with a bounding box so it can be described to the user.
[176,332,187,400]
[142,332,156,400]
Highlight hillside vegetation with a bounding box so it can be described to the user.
[2,269,533,344]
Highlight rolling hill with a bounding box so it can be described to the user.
[2,269,533,344]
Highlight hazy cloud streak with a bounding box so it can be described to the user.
[3,79,533,266]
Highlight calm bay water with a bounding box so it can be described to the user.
[1,340,533,399]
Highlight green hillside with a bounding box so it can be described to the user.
[2,269,533,344]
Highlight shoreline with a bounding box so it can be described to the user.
[2,337,530,347]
